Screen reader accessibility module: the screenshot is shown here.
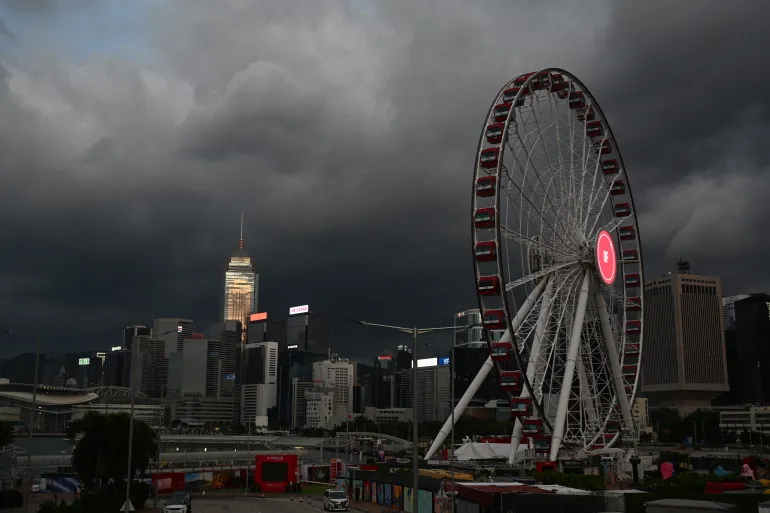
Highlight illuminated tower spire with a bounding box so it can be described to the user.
[239,212,244,250]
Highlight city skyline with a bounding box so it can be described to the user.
[1,2,770,359]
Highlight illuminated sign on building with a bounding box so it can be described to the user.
[377,353,393,361]
[78,358,90,366]
[250,312,268,322]
[287,344,299,350]
[412,357,438,368]
[177,325,183,333]
[224,373,236,381]
[111,346,122,351]
[438,356,450,366]
[289,305,309,315]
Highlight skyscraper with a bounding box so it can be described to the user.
[641,270,729,413]
[221,215,257,342]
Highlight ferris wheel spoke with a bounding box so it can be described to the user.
[505,261,581,292]
[582,142,610,235]
[499,170,578,251]
[595,285,634,430]
[507,133,568,238]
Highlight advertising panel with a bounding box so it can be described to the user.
[418,489,432,513]
[404,486,413,513]
[392,485,403,510]
[438,357,450,366]
[254,454,299,493]
[250,312,268,322]
[289,305,310,315]
[363,481,372,502]
[329,458,339,483]
[151,472,185,493]
[78,358,90,366]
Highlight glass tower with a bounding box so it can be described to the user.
[221,215,257,342]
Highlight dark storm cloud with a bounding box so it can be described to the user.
[0,1,768,358]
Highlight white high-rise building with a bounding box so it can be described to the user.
[312,357,355,425]
[239,341,279,427]
[305,389,335,430]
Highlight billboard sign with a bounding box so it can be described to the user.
[287,344,299,350]
[250,312,268,322]
[78,358,90,366]
[111,346,122,351]
[177,325,183,333]
[438,356,450,366]
[289,305,309,315]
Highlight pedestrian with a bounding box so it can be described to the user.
[354,485,360,502]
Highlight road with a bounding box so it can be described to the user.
[179,497,327,513]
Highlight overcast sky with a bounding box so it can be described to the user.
[1,0,768,359]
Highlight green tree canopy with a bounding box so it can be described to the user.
[67,412,157,491]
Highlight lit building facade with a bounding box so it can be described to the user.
[220,222,257,342]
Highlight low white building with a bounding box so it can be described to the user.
[364,407,412,424]
[719,406,770,435]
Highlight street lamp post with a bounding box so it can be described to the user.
[350,320,471,513]
[1,328,40,513]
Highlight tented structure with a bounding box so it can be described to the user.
[454,442,518,461]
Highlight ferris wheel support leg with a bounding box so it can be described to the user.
[549,270,591,462]
[424,276,550,461]
[509,277,554,464]
[595,286,634,432]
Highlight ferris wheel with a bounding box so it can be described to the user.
[426,69,644,463]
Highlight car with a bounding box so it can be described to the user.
[164,492,191,513]
[323,489,349,511]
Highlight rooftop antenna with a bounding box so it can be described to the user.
[239,213,244,250]
[677,258,690,274]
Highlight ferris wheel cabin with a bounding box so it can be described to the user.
[601,159,619,175]
[483,309,506,330]
[491,341,513,361]
[510,397,533,417]
[485,123,505,144]
[476,176,497,197]
[477,275,501,296]
[493,103,512,123]
[474,241,497,262]
[499,370,522,393]
[474,208,496,229]
[479,147,499,169]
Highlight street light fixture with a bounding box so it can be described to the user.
[1,328,40,513]
[349,320,472,513]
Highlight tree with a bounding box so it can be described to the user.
[67,412,157,492]
[0,421,13,446]
[649,407,683,443]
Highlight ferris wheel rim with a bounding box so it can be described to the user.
[472,68,645,455]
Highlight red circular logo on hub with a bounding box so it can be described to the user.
[596,230,617,285]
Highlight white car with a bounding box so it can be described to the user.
[163,496,189,513]
[323,489,349,511]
